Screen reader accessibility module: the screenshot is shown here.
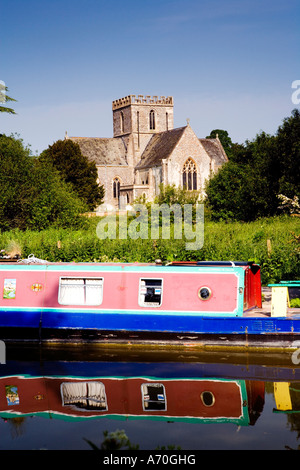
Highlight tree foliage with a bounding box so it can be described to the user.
[0,134,32,229]
[0,134,86,231]
[28,158,87,230]
[205,110,300,221]
[276,108,300,197]
[40,139,104,210]
[0,85,17,114]
[155,183,199,206]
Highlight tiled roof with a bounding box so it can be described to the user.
[68,131,228,169]
[199,138,228,165]
[136,126,186,169]
[68,136,128,165]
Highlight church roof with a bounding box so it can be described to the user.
[67,130,228,170]
[68,136,128,166]
[199,138,228,165]
[136,126,186,169]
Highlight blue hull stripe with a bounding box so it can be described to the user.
[0,308,299,334]
[0,306,240,317]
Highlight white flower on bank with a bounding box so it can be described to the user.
[278,194,300,215]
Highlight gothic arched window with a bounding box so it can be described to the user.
[149,110,155,130]
[120,112,124,133]
[113,177,121,199]
[182,158,197,191]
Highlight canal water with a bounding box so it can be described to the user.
[1,345,300,452]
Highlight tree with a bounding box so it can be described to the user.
[206,132,281,221]
[0,84,17,114]
[28,158,87,230]
[276,108,300,198]
[0,134,32,229]
[205,134,278,221]
[205,110,300,221]
[40,139,104,210]
[205,160,250,220]
[0,134,87,231]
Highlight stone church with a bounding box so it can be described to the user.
[65,94,228,211]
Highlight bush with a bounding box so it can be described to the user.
[0,216,298,285]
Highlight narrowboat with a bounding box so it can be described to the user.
[0,258,299,349]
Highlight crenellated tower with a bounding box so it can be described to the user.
[112,94,174,164]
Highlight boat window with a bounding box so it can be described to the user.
[58,277,104,306]
[61,381,107,411]
[139,278,162,307]
[200,391,215,407]
[141,383,166,411]
[198,286,212,301]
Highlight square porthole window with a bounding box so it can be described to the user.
[58,277,104,306]
[139,279,163,307]
[141,383,166,411]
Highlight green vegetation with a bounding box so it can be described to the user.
[85,429,139,451]
[40,139,104,210]
[0,134,91,231]
[205,109,300,221]
[0,110,298,288]
[84,428,181,450]
[290,299,300,308]
[0,215,298,285]
[0,84,17,115]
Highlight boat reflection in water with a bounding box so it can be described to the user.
[0,374,265,427]
[0,347,288,430]
[2,347,300,431]
[2,348,300,451]
[274,381,300,413]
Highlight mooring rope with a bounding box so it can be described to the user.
[18,253,49,264]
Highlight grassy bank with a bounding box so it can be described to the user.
[0,216,299,285]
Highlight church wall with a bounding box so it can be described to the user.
[130,104,174,135]
[132,185,150,202]
[113,98,174,164]
[113,106,132,136]
[166,126,211,193]
[113,103,173,137]
[151,166,163,198]
[130,105,174,159]
[96,164,134,209]
[137,169,149,186]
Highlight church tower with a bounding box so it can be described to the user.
[112,95,174,163]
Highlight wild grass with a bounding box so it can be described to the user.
[0,215,299,285]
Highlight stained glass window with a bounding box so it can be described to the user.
[182,159,197,190]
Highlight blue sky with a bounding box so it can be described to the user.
[1,0,299,154]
